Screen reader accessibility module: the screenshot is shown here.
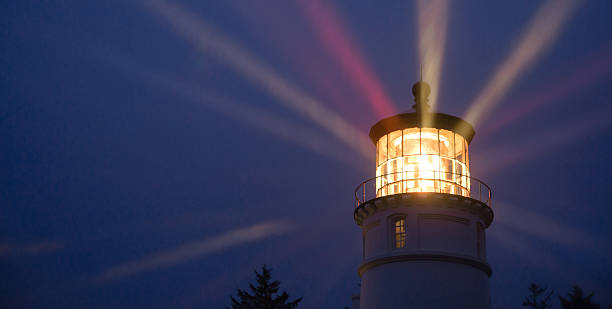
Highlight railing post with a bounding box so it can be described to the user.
[363,183,366,205]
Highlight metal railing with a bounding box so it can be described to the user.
[354,170,492,208]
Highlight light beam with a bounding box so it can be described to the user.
[494,201,610,254]
[141,0,373,160]
[473,106,612,176]
[102,51,370,170]
[464,0,579,127]
[417,0,449,116]
[489,224,564,274]
[480,42,612,138]
[298,0,396,118]
[94,220,294,282]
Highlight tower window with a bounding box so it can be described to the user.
[393,218,406,248]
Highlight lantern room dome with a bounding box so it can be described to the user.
[369,112,476,144]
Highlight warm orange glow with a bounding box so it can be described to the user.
[376,128,469,197]
[394,218,406,249]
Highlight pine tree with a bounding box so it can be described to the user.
[559,286,599,309]
[522,283,553,309]
[228,265,302,309]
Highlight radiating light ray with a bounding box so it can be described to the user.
[417,0,449,116]
[490,223,604,286]
[141,0,373,160]
[167,79,369,170]
[195,204,359,306]
[297,0,396,118]
[194,216,357,307]
[489,224,565,274]
[195,92,370,171]
[480,42,612,138]
[228,1,363,119]
[473,106,612,176]
[464,0,580,127]
[0,241,64,258]
[494,201,610,254]
[94,220,294,282]
[102,51,370,171]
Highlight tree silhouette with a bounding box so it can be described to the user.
[522,283,553,309]
[228,265,302,309]
[559,285,599,309]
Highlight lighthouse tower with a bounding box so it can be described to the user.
[353,81,494,308]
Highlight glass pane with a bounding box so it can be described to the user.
[376,165,383,197]
[439,129,454,157]
[379,186,387,197]
[464,139,470,170]
[388,130,402,159]
[377,135,387,165]
[394,219,406,248]
[421,128,439,155]
[439,157,453,193]
[384,160,394,186]
[419,154,438,179]
[395,219,404,231]
[418,154,439,192]
[403,128,420,156]
[454,133,465,163]
[440,157,453,180]
[387,157,403,183]
[454,161,467,196]
[403,156,419,192]
[376,137,379,166]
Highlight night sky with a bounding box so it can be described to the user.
[2,0,612,308]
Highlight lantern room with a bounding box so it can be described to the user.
[375,126,469,197]
[365,81,481,202]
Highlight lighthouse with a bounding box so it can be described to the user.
[353,80,494,308]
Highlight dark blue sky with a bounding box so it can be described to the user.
[2,0,612,308]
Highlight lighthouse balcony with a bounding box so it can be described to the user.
[354,171,493,227]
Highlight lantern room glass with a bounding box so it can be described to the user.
[375,128,470,198]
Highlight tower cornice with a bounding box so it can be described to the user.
[369,112,476,144]
[353,192,494,228]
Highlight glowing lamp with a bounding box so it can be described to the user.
[372,81,473,198]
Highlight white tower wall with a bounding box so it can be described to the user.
[355,193,493,309]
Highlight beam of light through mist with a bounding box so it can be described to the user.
[417,0,449,116]
[464,0,579,127]
[101,52,371,171]
[297,0,396,118]
[480,42,612,138]
[228,2,363,119]
[94,220,294,282]
[140,0,373,160]
[194,211,358,306]
[0,241,64,258]
[490,223,604,286]
[473,106,612,176]
[494,201,610,255]
[168,82,371,171]
[489,224,565,275]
